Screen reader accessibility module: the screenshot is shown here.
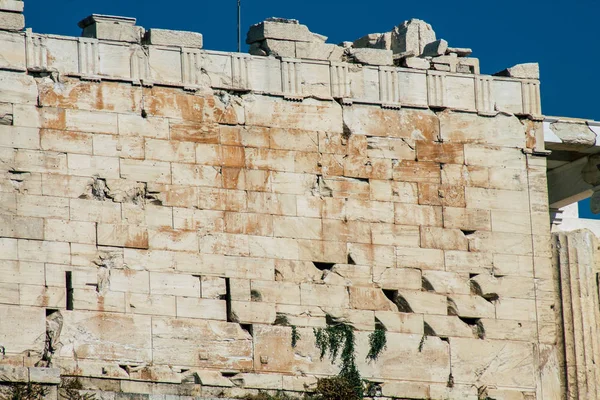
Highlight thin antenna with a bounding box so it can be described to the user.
[237,0,241,52]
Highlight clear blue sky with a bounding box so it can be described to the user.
[23,0,600,216]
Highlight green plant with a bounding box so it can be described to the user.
[59,378,96,400]
[366,325,387,362]
[313,321,362,398]
[291,325,301,348]
[0,383,47,400]
[314,376,361,400]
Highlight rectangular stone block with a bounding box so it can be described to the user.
[145,28,203,47]
[0,214,43,240]
[0,305,45,353]
[17,194,69,219]
[272,216,322,240]
[395,203,442,226]
[300,283,349,308]
[148,227,197,252]
[420,226,468,250]
[126,293,176,316]
[250,280,300,304]
[120,158,171,184]
[97,223,149,249]
[44,219,97,244]
[72,288,125,312]
[18,239,70,264]
[176,297,227,320]
[0,10,24,31]
[416,142,464,164]
[230,301,276,324]
[443,207,491,231]
[149,272,200,297]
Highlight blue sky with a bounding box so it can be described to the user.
[23,0,600,216]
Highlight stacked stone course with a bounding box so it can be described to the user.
[0,4,568,400]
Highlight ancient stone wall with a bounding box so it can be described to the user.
[0,3,566,400]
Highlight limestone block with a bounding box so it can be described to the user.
[120,159,171,184]
[347,243,395,268]
[402,56,431,70]
[0,0,23,12]
[39,174,90,198]
[450,338,535,388]
[357,332,450,383]
[420,226,468,251]
[366,136,415,160]
[149,272,200,297]
[422,271,471,295]
[0,283,17,304]
[371,223,420,247]
[495,62,539,80]
[0,10,23,31]
[495,298,536,321]
[381,381,430,399]
[0,70,36,105]
[549,120,597,149]
[300,283,349,308]
[229,301,275,324]
[321,263,372,287]
[464,144,525,169]
[148,228,197,252]
[126,293,176,316]
[118,114,168,139]
[465,187,529,212]
[468,231,532,256]
[275,304,326,327]
[370,180,418,203]
[416,142,464,164]
[296,42,343,61]
[443,207,491,231]
[176,297,227,320]
[72,287,125,312]
[375,311,423,334]
[440,111,527,147]
[92,134,144,159]
[233,373,283,390]
[144,28,202,47]
[67,154,120,179]
[422,39,448,57]
[250,280,300,304]
[480,318,536,342]
[0,237,17,261]
[448,294,495,318]
[391,19,437,55]
[345,199,394,223]
[14,149,67,175]
[79,14,142,43]
[0,305,45,353]
[245,95,343,134]
[282,375,318,392]
[0,260,44,285]
[20,284,65,307]
[0,366,28,382]
[344,106,438,140]
[18,239,70,264]
[97,224,148,249]
[399,289,447,315]
[441,164,488,187]
[445,250,493,274]
[393,160,441,183]
[372,266,421,290]
[298,238,346,264]
[60,311,152,363]
[107,269,149,293]
[0,215,44,240]
[0,31,24,70]
[246,19,314,44]
[424,315,475,339]
[348,48,393,66]
[44,219,96,244]
[348,286,396,311]
[247,235,298,260]
[396,247,444,270]
[273,260,322,284]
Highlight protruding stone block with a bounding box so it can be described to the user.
[391,18,437,55]
[402,56,430,70]
[494,62,540,80]
[78,14,143,43]
[246,18,313,44]
[348,48,393,66]
[144,28,203,48]
[422,39,448,57]
[0,0,23,13]
[0,10,23,31]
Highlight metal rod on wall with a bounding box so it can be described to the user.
[237,0,241,52]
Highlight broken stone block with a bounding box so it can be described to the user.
[352,32,392,50]
[402,56,430,70]
[0,0,23,13]
[431,54,458,72]
[296,42,344,61]
[144,28,203,48]
[494,62,539,79]
[347,48,393,66]
[446,47,472,57]
[0,10,23,31]
[391,18,437,55]
[246,18,314,44]
[422,39,448,57]
[78,14,143,43]
[261,39,296,58]
[457,57,480,74]
[549,120,597,149]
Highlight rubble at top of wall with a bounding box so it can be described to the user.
[0,2,541,117]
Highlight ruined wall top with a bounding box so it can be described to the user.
[0,3,542,117]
